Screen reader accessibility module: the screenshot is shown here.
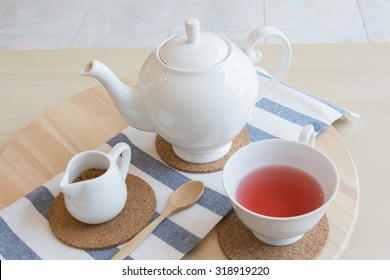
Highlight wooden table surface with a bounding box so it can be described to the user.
[1,43,389,259]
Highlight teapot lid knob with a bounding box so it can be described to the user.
[158,18,229,71]
[185,18,200,44]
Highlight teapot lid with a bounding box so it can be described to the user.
[158,18,230,71]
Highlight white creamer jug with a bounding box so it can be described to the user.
[60,142,131,224]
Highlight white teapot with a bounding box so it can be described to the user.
[80,18,291,163]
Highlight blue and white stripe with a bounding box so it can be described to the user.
[0,75,355,259]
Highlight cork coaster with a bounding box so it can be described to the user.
[48,172,156,250]
[156,128,250,173]
[217,211,329,260]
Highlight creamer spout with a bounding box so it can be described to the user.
[59,170,81,200]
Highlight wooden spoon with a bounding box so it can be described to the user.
[111,180,204,260]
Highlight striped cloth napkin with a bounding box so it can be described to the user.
[0,72,357,260]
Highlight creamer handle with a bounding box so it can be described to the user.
[108,142,131,178]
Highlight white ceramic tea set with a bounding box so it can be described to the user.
[59,19,339,253]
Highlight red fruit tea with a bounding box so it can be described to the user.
[236,165,324,217]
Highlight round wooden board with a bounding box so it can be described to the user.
[0,85,359,259]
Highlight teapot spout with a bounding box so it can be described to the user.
[80,60,155,132]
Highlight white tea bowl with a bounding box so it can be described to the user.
[223,126,339,246]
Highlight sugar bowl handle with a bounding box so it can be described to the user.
[298,125,315,146]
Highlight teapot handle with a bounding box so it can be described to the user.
[108,142,131,179]
[243,26,291,102]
